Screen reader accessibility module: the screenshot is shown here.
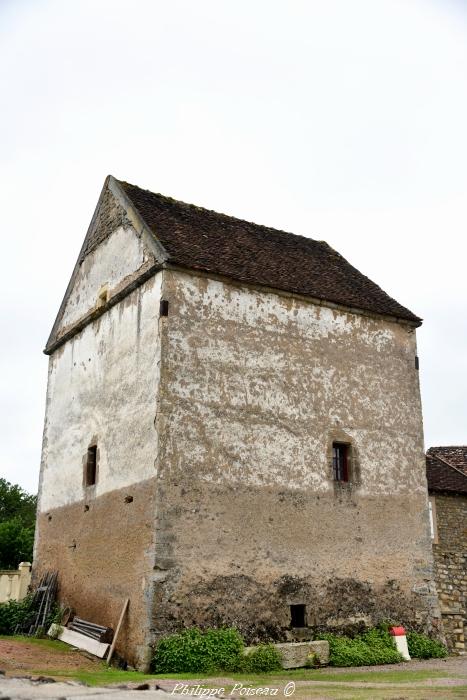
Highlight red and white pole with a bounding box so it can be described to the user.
[389,626,411,660]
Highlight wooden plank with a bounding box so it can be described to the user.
[48,624,109,659]
[107,598,129,665]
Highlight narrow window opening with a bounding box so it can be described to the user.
[332,443,350,482]
[85,445,97,486]
[415,355,419,370]
[160,299,169,317]
[290,604,306,628]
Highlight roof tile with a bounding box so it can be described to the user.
[119,180,421,324]
[426,448,467,494]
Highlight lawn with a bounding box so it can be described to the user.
[0,635,465,699]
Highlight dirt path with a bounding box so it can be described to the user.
[0,638,100,675]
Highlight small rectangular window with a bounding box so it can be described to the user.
[290,604,306,628]
[333,443,349,482]
[85,445,97,486]
[160,299,169,317]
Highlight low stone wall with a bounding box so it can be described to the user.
[0,562,31,603]
[434,550,466,652]
[245,641,329,669]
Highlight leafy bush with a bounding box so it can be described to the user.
[152,627,244,673]
[319,627,403,667]
[0,596,34,634]
[0,595,59,636]
[407,631,448,659]
[243,644,282,672]
[0,518,35,571]
[153,629,282,673]
[0,479,37,570]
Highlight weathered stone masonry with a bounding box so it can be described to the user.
[35,176,442,669]
[427,447,467,653]
[431,494,467,652]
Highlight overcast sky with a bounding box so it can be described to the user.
[1,0,466,494]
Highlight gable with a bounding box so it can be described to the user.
[45,178,165,353]
[46,175,422,354]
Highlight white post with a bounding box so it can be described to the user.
[390,626,411,661]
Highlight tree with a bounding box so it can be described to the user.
[0,479,37,569]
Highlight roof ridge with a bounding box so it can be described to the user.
[428,445,467,450]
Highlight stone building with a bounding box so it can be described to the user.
[426,446,467,653]
[35,176,441,669]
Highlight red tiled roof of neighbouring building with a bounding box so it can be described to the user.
[426,448,467,494]
[427,446,467,477]
[118,179,422,325]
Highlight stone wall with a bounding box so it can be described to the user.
[0,563,31,603]
[431,493,467,653]
[152,268,441,644]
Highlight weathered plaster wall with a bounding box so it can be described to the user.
[152,269,440,642]
[61,226,148,329]
[431,493,467,652]
[38,274,162,511]
[35,273,162,668]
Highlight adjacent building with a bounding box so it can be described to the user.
[427,446,467,653]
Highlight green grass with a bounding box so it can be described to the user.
[26,665,464,687]
[282,687,467,699]
[259,668,463,683]
[0,634,72,653]
[31,668,158,686]
[4,634,465,696]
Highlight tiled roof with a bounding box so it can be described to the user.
[427,446,467,477]
[118,180,421,325]
[426,448,467,494]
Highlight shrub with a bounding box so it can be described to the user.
[407,632,448,659]
[0,596,59,636]
[243,644,282,672]
[0,596,34,635]
[319,627,403,667]
[152,627,244,673]
[0,518,35,571]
